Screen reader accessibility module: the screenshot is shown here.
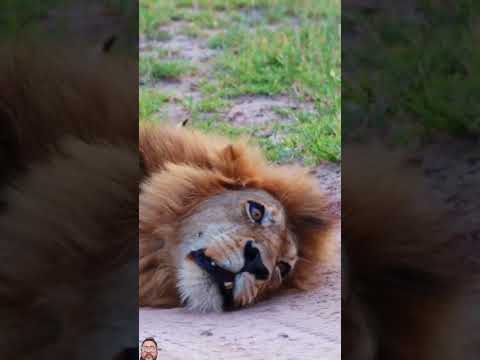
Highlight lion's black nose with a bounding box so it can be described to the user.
[241,240,269,280]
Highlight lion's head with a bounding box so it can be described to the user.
[139,125,335,312]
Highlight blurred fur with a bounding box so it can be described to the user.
[343,143,479,359]
[0,37,137,359]
[139,124,336,309]
[0,37,136,185]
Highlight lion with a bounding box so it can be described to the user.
[139,123,337,312]
[0,35,138,359]
[342,143,479,359]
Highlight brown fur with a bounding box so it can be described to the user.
[0,37,137,359]
[0,36,137,185]
[139,124,336,307]
[343,143,478,359]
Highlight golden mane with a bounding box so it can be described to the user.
[139,124,336,305]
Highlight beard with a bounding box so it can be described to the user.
[140,355,156,360]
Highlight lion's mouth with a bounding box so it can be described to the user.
[188,249,236,310]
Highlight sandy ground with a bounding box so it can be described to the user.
[139,163,341,360]
[414,137,480,255]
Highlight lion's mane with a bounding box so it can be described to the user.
[139,124,336,306]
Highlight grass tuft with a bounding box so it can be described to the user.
[141,57,196,82]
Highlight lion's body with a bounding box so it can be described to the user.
[343,144,479,359]
[0,38,137,359]
[139,124,336,311]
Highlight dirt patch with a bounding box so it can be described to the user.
[154,76,202,99]
[419,139,480,216]
[226,95,315,126]
[410,138,480,257]
[163,26,218,62]
[312,162,341,217]
[158,102,191,126]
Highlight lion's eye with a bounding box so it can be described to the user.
[277,261,291,278]
[246,201,265,224]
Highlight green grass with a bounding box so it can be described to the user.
[179,23,203,38]
[140,2,174,37]
[184,10,230,29]
[1,0,137,43]
[140,89,170,119]
[343,1,480,140]
[190,110,340,164]
[140,57,196,81]
[150,30,172,42]
[207,26,247,49]
[0,0,64,34]
[140,0,341,163]
[151,60,195,80]
[210,24,340,102]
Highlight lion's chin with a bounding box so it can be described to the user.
[177,260,224,312]
[177,259,261,312]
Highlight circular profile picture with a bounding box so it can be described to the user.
[140,337,158,360]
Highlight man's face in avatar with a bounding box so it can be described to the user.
[140,340,157,360]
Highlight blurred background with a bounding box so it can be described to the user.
[0,0,137,51]
[0,1,139,359]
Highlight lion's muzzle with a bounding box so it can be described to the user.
[189,248,236,309]
[188,240,270,310]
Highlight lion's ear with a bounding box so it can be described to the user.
[221,144,240,163]
[177,118,189,128]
